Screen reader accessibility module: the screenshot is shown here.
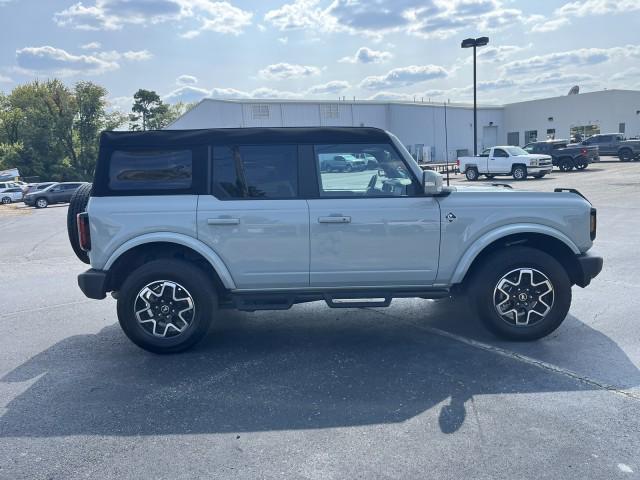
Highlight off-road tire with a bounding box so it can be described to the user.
[67,183,92,264]
[470,246,571,341]
[558,158,573,171]
[117,259,216,354]
[619,148,633,162]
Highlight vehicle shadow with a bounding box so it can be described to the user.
[1,301,638,438]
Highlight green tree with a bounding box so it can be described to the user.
[154,101,195,128]
[0,79,121,181]
[130,89,167,131]
[74,81,107,179]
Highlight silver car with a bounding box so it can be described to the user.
[69,127,603,353]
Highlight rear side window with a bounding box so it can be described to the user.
[212,145,298,199]
[109,150,193,191]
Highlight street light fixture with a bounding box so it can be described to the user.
[461,36,489,156]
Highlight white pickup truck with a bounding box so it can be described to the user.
[458,146,553,181]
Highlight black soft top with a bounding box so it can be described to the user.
[100,127,391,148]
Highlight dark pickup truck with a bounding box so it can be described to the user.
[523,140,599,171]
[580,133,640,161]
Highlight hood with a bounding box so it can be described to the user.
[450,184,517,193]
[525,154,552,160]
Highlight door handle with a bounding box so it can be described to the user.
[207,217,240,225]
[318,216,351,224]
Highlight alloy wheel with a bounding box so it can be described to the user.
[134,280,195,338]
[493,268,554,327]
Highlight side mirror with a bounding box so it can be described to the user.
[423,170,443,195]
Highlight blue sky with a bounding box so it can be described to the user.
[1,0,639,111]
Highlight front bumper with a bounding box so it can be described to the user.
[78,269,108,299]
[529,166,552,174]
[23,197,35,206]
[574,254,603,288]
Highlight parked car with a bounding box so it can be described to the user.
[0,187,24,204]
[458,146,553,181]
[523,140,599,171]
[319,153,367,172]
[0,181,22,193]
[23,182,86,208]
[581,133,640,161]
[24,182,56,195]
[68,127,602,353]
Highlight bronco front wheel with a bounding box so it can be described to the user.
[117,259,216,353]
[470,246,571,341]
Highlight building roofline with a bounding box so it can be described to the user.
[196,97,502,109]
[166,88,640,128]
[503,88,638,107]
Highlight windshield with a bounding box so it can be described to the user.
[505,147,529,156]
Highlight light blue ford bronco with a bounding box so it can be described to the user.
[67,127,602,353]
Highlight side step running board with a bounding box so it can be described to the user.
[324,295,391,308]
[229,288,451,311]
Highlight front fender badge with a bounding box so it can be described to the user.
[446,212,457,222]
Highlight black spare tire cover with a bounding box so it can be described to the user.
[67,183,92,264]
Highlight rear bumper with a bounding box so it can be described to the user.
[78,269,108,299]
[574,254,603,288]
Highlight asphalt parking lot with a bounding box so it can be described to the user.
[1,160,639,479]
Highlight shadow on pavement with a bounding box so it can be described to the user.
[1,300,638,438]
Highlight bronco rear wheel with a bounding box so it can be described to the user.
[470,246,571,341]
[117,259,216,354]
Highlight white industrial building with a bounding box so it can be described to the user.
[169,89,640,162]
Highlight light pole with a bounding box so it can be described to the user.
[461,36,489,156]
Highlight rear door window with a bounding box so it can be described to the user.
[109,150,193,191]
[212,145,298,199]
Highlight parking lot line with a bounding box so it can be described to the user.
[0,299,94,320]
[366,307,640,401]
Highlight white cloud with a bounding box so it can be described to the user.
[503,45,640,75]
[264,0,327,31]
[107,95,133,111]
[265,0,533,40]
[611,67,640,82]
[339,47,392,64]
[258,62,322,80]
[476,44,531,63]
[530,0,640,32]
[529,16,569,32]
[80,41,101,50]
[16,45,118,76]
[15,45,152,76]
[278,37,289,44]
[122,50,153,61]
[366,91,413,101]
[162,80,354,103]
[0,74,12,83]
[95,49,153,62]
[55,0,252,37]
[177,74,198,85]
[251,87,303,99]
[180,0,252,37]
[306,80,350,95]
[359,64,448,90]
[164,85,212,103]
